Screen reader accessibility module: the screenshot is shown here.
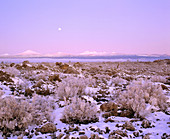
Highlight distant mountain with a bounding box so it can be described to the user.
[79,51,117,56]
[136,54,170,57]
[0,50,169,58]
[0,53,10,57]
[16,50,41,56]
[44,52,70,57]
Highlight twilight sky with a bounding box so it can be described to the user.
[0,0,170,55]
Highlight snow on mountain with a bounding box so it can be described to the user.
[80,51,109,56]
[0,53,10,56]
[45,52,70,57]
[17,50,41,56]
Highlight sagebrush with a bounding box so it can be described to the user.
[61,97,99,124]
[116,80,168,118]
[56,76,95,100]
[0,95,55,134]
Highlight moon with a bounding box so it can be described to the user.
[58,27,62,31]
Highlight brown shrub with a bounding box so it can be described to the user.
[0,71,13,82]
[63,67,79,74]
[25,88,34,97]
[100,102,118,112]
[49,74,62,82]
[35,87,53,96]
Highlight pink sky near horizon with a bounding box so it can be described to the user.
[0,0,170,55]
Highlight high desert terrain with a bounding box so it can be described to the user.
[0,59,170,139]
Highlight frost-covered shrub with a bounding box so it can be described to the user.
[34,72,48,81]
[0,95,55,134]
[61,97,99,124]
[33,79,44,88]
[0,96,33,133]
[110,77,126,86]
[116,80,168,118]
[22,70,36,81]
[93,74,110,86]
[36,63,48,70]
[16,78,29,91]
[4,67,20,77]
[56,76,95,100]
[151,75,167,83]
[0,90,4,97]
[31,95,55,125]
[35,86,53,96]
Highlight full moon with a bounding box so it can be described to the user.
[58,27,62,31]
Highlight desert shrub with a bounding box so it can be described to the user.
[60,97,99,124]
[151,75,167,83]
[35,86,53,96]
[10,63,15,67]
[22,60,30,65]
[167,60,170,64]
[116,80,168,118]
[21,61,31,69]
[60,63,69,70]
[31,95,55,124]
[0,71,13,82]
[36,64,48,70]
[24,88,34,97]
[0,90,4,97]
[93,74,110,84]
[63,66,79,74]
[110,77,126,86]
[34,72,48,81]
[15,64,23,70]
[56,62,62,66]
[0,96,33,134]
[73,62,83,67]
[49,74,62,82]
[22,70,36,81]
[16,78,29,91]
[33,79,44,88]
[56,76,95,100]
[4,67,20,77]
[0,95,55,134]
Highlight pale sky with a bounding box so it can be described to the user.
[0,0,170,55]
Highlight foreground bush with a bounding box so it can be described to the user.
[31,95,55,124]
[0,96,32,133]
[116,80,168,118]
[56,76,95,100]
[0,95,55,134]
[4,67,20,77]
[61,97,99,124]
[151,75,167,83]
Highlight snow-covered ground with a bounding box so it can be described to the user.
[0,60,169,139]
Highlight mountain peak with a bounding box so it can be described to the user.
[17,50,41,56]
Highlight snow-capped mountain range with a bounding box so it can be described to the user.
[0,50,170,57]
[17,50,41,56]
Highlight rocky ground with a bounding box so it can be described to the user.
[0,59,170,139]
